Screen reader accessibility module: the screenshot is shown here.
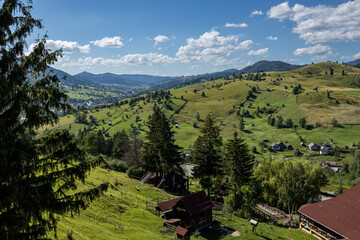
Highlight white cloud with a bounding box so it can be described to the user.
[225,22,248,28]
[61,52,177,68]
[266,36,278,41]
[128,38,133,42]
[176,30,250,63]
[28,40,90,54]
[154,35,170,46]
[91,36,124,48]
[250,10,264,17]
[214,58,240,66]
[293,44,333,57]
[238,40,253,49]
[191,65,201,69]
[353,52,360,59]
[267,1,360,44]
[248,48,269,56]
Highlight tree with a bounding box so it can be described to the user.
[299,117,307,128]
[285,118,293,128]
[0,1,107,238]
[253,158,327,220]
[193,113,223,197]
[292,85,299,94]
[224,132,254,210]
[123,127,143,167]
[141,107,181,176]
[201,91,206,97]
[239,117,245,130]
[329,66,334,75]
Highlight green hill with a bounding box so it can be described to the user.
[53,168,315,240]
[44,62,360,150]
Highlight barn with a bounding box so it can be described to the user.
[298,183,360,240]
[156,191,214,232]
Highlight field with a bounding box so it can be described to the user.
[54,168,315,240]
[46,62,360,157]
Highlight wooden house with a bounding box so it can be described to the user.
[156,191,214,232]
[175,226,190,240]
[299,184,360,240]
[308,143,320,151]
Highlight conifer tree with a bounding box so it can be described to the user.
[0,1,107,239]
[142,107,181,175]
[193,113,223,196]
[224,131,254,210]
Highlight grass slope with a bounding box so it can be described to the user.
[54,168,315,240]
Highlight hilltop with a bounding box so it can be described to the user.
[45,61,360,149]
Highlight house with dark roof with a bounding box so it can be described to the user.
[308,143,320,151]
[156,191,213,232]
[298,183,360,240]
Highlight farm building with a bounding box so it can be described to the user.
[156,191,213,232]
[285,143,293,150]
[299,183,360,240]
[263,138,269,142]
[308,143,320,151]
[271,141,285,151]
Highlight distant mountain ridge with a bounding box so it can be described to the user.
[45,60,302,90]
[240,60,303,73]
[346,58,360,66]
[75,72,173,86]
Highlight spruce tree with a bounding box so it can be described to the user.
[142,107,181,176]
[0,1,107,239]
[193,113,223,197]
[224,131,253,210]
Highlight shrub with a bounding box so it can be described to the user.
[126,167,144,179]
[105,158,128,172]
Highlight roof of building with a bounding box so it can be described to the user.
[181,191,214,216]
[157,197,181,211]
[298,184,360,240]
[175,226,188,236]
[157,191,213,216]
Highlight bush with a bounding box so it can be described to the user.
[105,158,128,172]
[126,167,144,179]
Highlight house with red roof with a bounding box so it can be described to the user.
[298,183,360,240]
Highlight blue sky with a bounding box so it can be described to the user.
[28,0,360,76]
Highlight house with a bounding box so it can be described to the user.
[313,87,318,91]
[175,226,190,240]
[300,142,306,147]
[108,122,112,126]
[156,191,213,232]
[277,141,285,150]
[320,148,330,155]
[308,143,320,151]
[299,183,360,240]
[263,138,269,142]
[321,142,332,150]
[271,143,281,151]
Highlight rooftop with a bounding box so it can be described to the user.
[299,184,360,240]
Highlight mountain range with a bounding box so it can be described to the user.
[47,59,360,90]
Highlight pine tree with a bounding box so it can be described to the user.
[142,107,181,175]
[0,1,107,238]
[193,113,223,196]
[224,131,254,210]
[239,117,245,130]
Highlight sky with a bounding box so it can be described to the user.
[26,0,360,76]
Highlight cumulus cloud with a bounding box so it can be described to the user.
[176,30,251,63]
[267,1,360,44]
[266,36,278,41]
[225,22,248,28]
[61,52,177,68]
[238,40,253,49]
[28,40,90,54]
[293,44,333,57]
[250,10,264,16]
[91,36,124,48]
[154,35,170,46]
[248,48,269,56]
[353,52,360,59]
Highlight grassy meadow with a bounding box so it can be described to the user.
[53,168,315,240]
